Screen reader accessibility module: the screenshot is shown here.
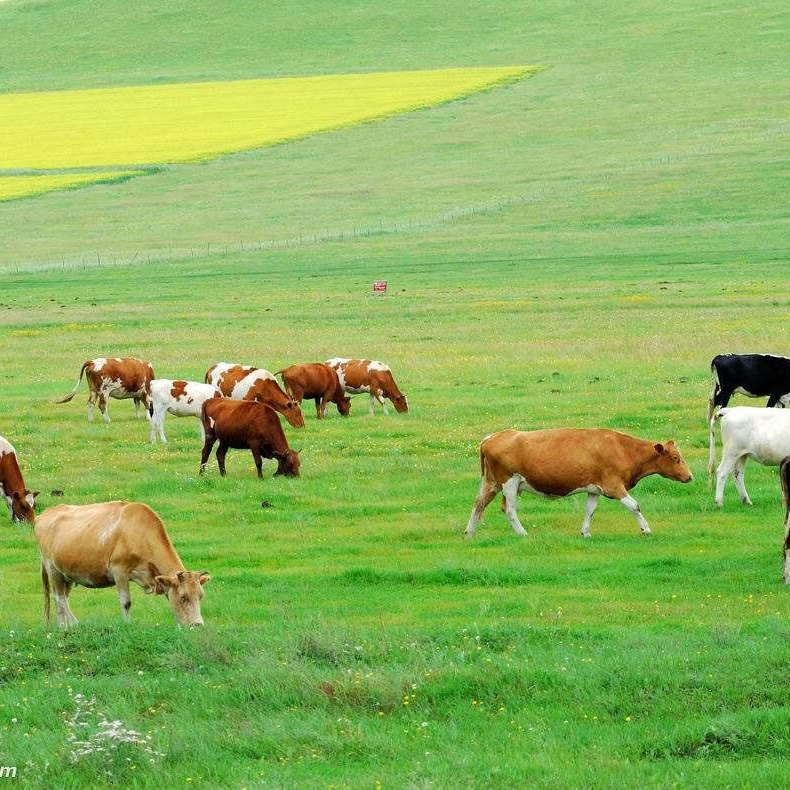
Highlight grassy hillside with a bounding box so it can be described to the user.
[2,1,790,787]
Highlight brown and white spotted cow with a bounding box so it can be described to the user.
[55,357,155,423]
[276,362,351,419]
[325,357,408,415]
[147,379,223,444]
[205,362,305,428]
[200,399,301,478]
[34,500,210,627]
[465,428,692,539]
[0,436,38,525]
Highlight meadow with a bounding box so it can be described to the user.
[2,0,790,788]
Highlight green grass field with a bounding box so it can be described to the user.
[2,1,790,787]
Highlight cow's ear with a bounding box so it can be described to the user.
[654,443,665,454]
[153,574,177,594]
[199,572,211,586]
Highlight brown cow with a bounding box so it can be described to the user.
[56,356,155,422]
[200,399,300,478]
[325,357,408,415]
[277,362,351,419]
[205,362,304,428]
[464,428,692,539]
[34,500,210,627]
[0,436,38,524]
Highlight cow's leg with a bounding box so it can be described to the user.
[464,479,500,539]
[368,394,377,415]
[784,510,790,584]
[199,435,217,475]
[133,396,141,418]
[87,388,98,421]
[618,494,651,534]
[150,407,167,443]
[248,442,264,478]
[51,574,79,627]
[98,390,111,423]
[714,455,736,507]
[116,577,132,621]
[216,443,229,477]
[731,456,752,505]
[580,493,600,537]
[314,397,324,420]
[500,476,528,536]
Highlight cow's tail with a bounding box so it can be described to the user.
[41,563,51,625]
[54,361,89,404]
[274,369,295,399]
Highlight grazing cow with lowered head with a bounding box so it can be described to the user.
[0,436,38,525]
[56,357,155,422]
[276,362,351,419]
[148,379,223,444]
[708,354,790,474]
[34,500,210,627]
[779,456,790,583]
[200,399,300,478]
[205,362,304,428]
[465,428,692,538]
[325,357,408,415]
[712,406,790,507]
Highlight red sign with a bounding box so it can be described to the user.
[373,280,387,294]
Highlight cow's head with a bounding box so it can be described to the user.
[155,570,211,626]
[9,489,39,525]
[283,401,306,428]
[336,396,352,416]
[274,448,301,477]
[391,393,409,413]
[654,440,693,483]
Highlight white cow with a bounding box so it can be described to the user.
[713,406,790,506]
[148,379,222,444]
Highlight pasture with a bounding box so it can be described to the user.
[2,0,790,787]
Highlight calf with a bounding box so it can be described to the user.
[56,356,155,422]
[200,398,300,478]
[708,354,790,474]
[0,436,38,524]
[779,456,790,583]
[34,500,210,627]
[148,379,222,443]
[205,362,305,428]
[713,406,790,507]
[325,357,408,415]
[277,362,351,419]
[464,427,692,538]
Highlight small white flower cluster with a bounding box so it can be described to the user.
[66,693,164,766]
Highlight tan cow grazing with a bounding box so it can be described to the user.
[205,362,305,428]
[148,379,223,444]
[325,357,408,415]
[276,362,351,419]
[0,436,39,525]
[200,398,301,478]
[464,428,693,539]
[34,501,210,627]
[56,356,155,423]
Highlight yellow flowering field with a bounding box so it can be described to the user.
[0,66,536,199]
[0,171,145,202]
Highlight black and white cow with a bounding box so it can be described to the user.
[708,354,790,476]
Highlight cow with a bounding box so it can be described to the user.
[0,436,38,525]
[779,456,790,583]
[464,428,692,539]
[55,357,155,423]
[276,362,351,419]
[205,362,305,428]
[34,500,210,627]
[148,379,223,444]
[199,398,300,478]
[712,406,790,507]
[708,354,790,475]
[325,357,408,415]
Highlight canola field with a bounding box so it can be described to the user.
[0,66,537,201]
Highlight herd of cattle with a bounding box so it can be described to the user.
[5,351,790,627]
